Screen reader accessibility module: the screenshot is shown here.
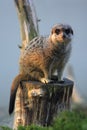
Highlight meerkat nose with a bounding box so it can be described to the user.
[63,34,66,39]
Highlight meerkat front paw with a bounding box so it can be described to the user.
[40,78,51,84]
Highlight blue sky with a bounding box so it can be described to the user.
[0,0,87,107]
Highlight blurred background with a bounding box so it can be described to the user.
[0,0,87,118]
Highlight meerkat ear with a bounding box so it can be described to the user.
[71,29,74,35]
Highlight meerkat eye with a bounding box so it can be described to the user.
[65,29,70,35]
[55,29,61,35]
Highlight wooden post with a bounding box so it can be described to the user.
[14,0,39,52]
[13,76,73,129]
[13,0,39,129]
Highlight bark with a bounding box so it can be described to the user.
[13,77,73,129]
[14,0,39,52]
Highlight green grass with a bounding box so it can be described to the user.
[0,110,87,130]
[53,110,87,130]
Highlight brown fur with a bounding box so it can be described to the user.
[9,24,73,114]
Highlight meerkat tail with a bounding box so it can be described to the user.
[9,74,30,114]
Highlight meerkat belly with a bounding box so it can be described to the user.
[51,60,60,74]
[49,53,66,75]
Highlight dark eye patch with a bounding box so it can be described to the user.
[55,29,61,35]
[65,29,70,34]
[65,28,74,35]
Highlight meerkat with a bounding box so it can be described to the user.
[9,24,73,114]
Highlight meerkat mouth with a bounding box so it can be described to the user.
[57,39,69,44]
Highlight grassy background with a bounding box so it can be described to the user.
[0,110,87,130]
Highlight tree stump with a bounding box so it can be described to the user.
[13,76,73,129]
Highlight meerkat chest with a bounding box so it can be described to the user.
[50,44,71,72]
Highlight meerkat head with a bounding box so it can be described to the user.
[50,24,73,45]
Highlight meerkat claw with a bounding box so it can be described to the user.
[40,78,51,84]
